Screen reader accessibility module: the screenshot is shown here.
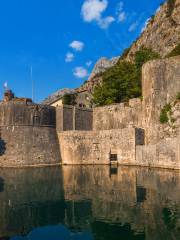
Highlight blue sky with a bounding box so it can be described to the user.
[0,0,164,102]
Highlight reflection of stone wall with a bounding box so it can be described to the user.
[0,166,179,239]
[58,128,143,165]
[0,167,65,237]
[62,165,180,239]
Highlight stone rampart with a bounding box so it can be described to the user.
[136,136,180,169]
[93,98,142,131]
[56,105,93,131]
[58,128,144,165]
[0,102,60,167]
[0,102,56,127]
[57,57,180,169]
[93,57,180,144]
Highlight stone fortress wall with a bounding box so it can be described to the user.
[0,56,179,168]
[0,102,60,167]
[58,56,180,169]
[56,105,93,132]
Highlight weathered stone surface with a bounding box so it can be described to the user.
[127,0,180,60]
[58,128,144,165]
[57,57,180,169]
[136,136,180,169]
[56,105,93,132]
[0,102,60,167]
[93,99,142,131]
[142,56,180,143]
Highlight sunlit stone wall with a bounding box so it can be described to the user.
[58,128,144,165]
[0,102,60,167]
[56,105,93,131]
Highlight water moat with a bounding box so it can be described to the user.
[0,166,179,239]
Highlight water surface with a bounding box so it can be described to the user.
[0,166,179,239]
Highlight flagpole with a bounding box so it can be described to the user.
[30,65,34,102]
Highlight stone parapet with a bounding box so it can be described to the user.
[56,105,93,132]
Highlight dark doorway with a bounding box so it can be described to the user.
[110,154,118,162]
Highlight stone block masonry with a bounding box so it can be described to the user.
[142,56,180,144]
[56,105,93,131]
[93,98,142,131]
[0,102,60,167]
[58,128,144,165]
[136,136,180,169]
[56,57,180,169]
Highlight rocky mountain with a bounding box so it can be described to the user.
[127,0,180,60]
[88,57,119,79]
[42,88,76,105]
[43,0,180,104]
[79,0,180,93]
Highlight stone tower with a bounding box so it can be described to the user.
[0,98,60,167]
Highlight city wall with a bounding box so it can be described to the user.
[58,128,144,165]
[93,98,142,131]
[0,57,179,168]
[56,105,93,131]
[57,57,180,169]
[0,102,60,167]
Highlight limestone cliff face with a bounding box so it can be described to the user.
[127,0,180,60]
[89,57,119,79]
[78,57,119,92]
[80,0,180,92]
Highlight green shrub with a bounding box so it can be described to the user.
[135,47,160,70]
[176,92,180,100]
[160,104,172,124]
[167,0,176,17]
[93,61,141,106]
[62,93,76,105]
[93,48,160,106]
[166,43,180,57]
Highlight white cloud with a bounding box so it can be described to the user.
[81,0,114,29]
[98,16,115,29]
[73,67,88,78]
[86,61,93,67]
[116,1,124,13]
[141,17,150,33]
[69,41,84,51]
[118,12,126,22]
[156,6,160,13]
[81,0,108,22]
[128,21,138,32]
[65,52,74,62]
[116,2,126,23]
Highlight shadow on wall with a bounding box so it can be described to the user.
[0,138,6,156]
[0,177,5,192]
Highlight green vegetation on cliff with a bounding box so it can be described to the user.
[167,0,176,17]
[62,93,76,105]
[177,92,180,100]
[93,61,139,105]
[93,48,160,106]
[160,103,172,124]
[166,43,180,57]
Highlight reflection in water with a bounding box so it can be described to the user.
[0,166,179,240]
